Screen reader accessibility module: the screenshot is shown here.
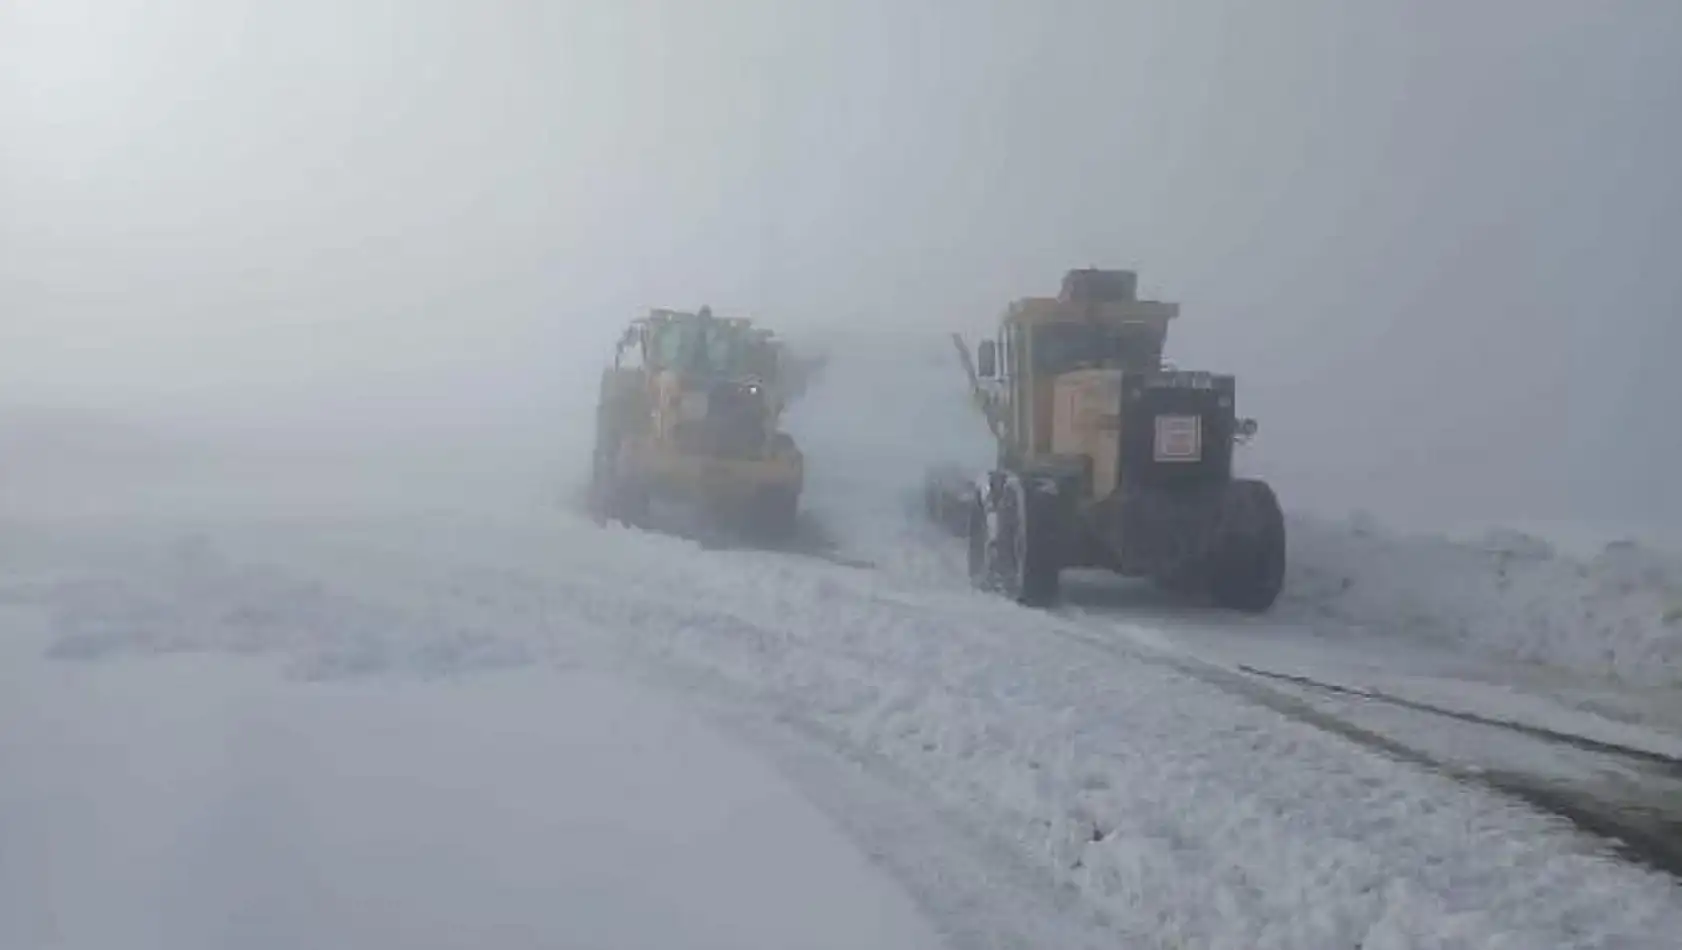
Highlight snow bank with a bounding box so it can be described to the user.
[1281,512,1682,687]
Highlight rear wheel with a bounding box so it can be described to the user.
[1208,479,1286,612]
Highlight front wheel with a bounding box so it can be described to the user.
[967,474,1062,607]
[966,496,991,589]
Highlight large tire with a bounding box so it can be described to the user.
[968,473,1062,607]
[589,372,653,528]
[586,432,618,523]
[588,427,648,528]
[1208,479,1286,612]
[746,434,802,542]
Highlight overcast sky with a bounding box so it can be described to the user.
[2,0,1678,529]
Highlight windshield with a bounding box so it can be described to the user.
[703,329,740,374]
[1032,322,1162,375]
[647,319,751,378]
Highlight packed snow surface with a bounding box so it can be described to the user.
[0,611,943,950]
[6,509,1682,948]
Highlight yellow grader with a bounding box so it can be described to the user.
[590,307,804,539]
[925,268,1285,611]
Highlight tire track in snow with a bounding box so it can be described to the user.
[1234,665,1682,767]
[1043,607,1682,878]
[1232,664,1682,878]
[883,505,1682,878]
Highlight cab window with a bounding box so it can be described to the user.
[1032,322,1161,374]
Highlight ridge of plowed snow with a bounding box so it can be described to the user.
[1280,514,1682,688]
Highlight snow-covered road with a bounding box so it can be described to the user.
[4,334,1682,948]
[0,605,943,950]
[4,498,1679,949]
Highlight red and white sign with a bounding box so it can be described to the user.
[1153,415,1202,462]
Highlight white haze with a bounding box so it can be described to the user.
[3,0,1679,534]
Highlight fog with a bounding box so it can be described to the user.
[4,0,1679,533]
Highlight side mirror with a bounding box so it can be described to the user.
[977,339,998,378]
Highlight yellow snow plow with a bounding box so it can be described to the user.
[925,268,1285,611]
[589,307,804,539]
